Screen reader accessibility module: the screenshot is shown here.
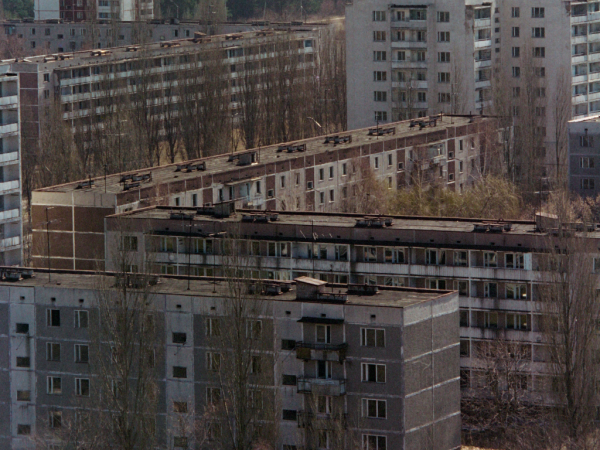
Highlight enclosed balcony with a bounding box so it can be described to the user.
[295,341,348,362]
[297,378,346,396]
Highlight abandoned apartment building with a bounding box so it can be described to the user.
[99,206,595,404]
[0,270,460,450]
[30,114,503,271]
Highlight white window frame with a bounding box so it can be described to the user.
[361,363,386,383]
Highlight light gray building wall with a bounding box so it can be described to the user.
[568,114,600,195]
[0,271,460,450]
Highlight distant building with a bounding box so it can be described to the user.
[568,114,600,196]
[30,114,502,270]
[1,20,250,54]
[0,270,460,450]
[34,0,153,21]
[103,207,600,407]
[0,70,22,266]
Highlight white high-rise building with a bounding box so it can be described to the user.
[34,0,153,22]
[346,0,600,179]
[0,70,22,266]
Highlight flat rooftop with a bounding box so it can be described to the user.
[10,27,318,66]
[0,270,453,309]
[113,206,541,236]
[37,114,487,195]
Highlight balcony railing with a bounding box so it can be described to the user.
[296,342,348,362]
[297,411,348,429]
[0,180,19,193]
[0,208,19,221]
[0,236,20,249]
[0,152,18,164]
[297,378,346,396]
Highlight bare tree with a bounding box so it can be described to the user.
[538,191,600,445]
[552,67,571,188]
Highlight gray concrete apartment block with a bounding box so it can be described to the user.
[0,271,460,450]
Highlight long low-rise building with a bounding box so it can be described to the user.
[100,206,596,404]
[30,114,502,270]
[0,270,460,450]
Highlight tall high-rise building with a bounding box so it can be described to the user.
[0,70,23,266]
[346,0,600,180]
[34,0,154,21]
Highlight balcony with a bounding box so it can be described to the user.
[297,378,346,396]
[0,236,20,250]
[0,95,18,109]
[0,152,18,165]
[0,208,19,222]
[0,180,19,194]
[0,123,17,136]
[297,412,347,429]
[296,342,348,362]
[474,39,492,49]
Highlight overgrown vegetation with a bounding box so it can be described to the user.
[0,0,34,19]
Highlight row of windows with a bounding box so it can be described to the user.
[45,309,89,328]
[511,27,545,38]
[510,7,545,18]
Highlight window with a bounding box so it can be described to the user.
[375,111,387,121]
[18,424,31,435]
[484,252,498,267]
[507,313,529,330]
[363,435,387,450]
[47,343,61,362]
[282,409,297,421]
[362,399,387,418]
[361,328,385,347]
[47,309,60,327]
[251,355,262,374]
[532,7,545,18]
[417,92,426,102]
[438,52,450,63]
[438,72,450,83]
[75,378,90,396]
[282,339,296,350]
[247,320,262,339]
[373,71,387,81]
[512,27,520,37]
[364,246,377,262]
[174,437,188,448]
[121,235,137,251]
[385,248,405,264]
[533,47,545,58]
[374,157,379,169]
[484,282,498,298]
[373,51,387,61]
[373,31,386,41]
[331,245,348,263]
[49,411,62,429]
[581,157,595,168]
[74,310,89,328]
[372,11,386,21]
[173,401,188,413]
[484,311,498,328]
[512,47,520,58]
[75,344,89,363]
[47,376,62,394]
[319,168,325,181]
[282,374,297,385]
[160,237,176,252]
[17,390,31,401]
[207,387,221,404]
[506,284,528,300]
[206,352,221,371]
[438,31,450,42]
[438,93,451,103]
[173,332,187,344]
[532,27,545,38]
[512,66,521,78]
[16,357,30,367]
[511,7,520,17]
[505,253,524,269]
[410,9,426,20]
[437,11,449,22]
[426,249,446,265]
[173,366,187,378]
[317,360,333,379]
[453,251,468,267]
[316,325,331,343]
[581,135,594,147]
[374,91,387,102]
[361,363,386,382]
[579,175,593,189]
[16,323,29,334]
